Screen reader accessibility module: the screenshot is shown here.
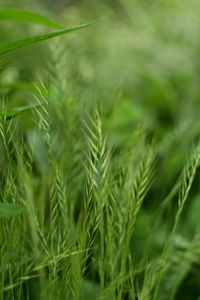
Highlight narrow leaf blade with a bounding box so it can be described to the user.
[0,203,25,218]
[0,103,41,120]
[0,21,95,55]
[0,9,64,29]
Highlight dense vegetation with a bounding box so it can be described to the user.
[0,1,199,299]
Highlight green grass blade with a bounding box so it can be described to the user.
[0,81,39,93]
[0,21,95,55]
[0,9,64,29]
[0,203,25,218]
[0,103,41,120]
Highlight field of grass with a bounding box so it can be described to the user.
[0,1,200,299]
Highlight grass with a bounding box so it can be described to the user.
[0,1,200,299]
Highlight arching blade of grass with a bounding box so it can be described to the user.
[0,103,41,120]
[0,21,95,55]
[0,81,40,94]
[0,203,25,218]
[0,9,64,29]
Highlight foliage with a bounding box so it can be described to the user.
[0,1,200,299]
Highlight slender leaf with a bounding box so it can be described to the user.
[0,9,64,29]
[0,103,41,120]
[0,203,25,218]
[0,81,39,93]
[0,21,95,55]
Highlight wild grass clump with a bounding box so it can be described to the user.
[0,1,200,299]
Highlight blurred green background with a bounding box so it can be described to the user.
[1,0,199,182]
